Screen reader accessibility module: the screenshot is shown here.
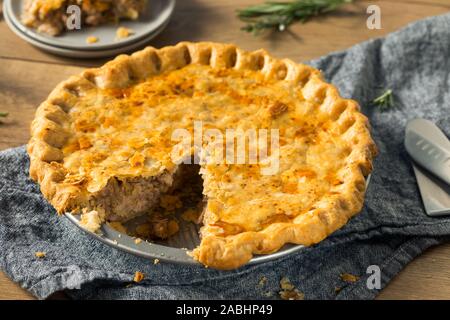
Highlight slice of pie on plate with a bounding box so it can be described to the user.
[22,0,147,36]
[28,42,377,269]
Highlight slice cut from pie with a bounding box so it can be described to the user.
[28,42,377,269]
[22,0,147,36]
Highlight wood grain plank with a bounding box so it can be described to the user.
[378,243,450,300]
[0,59,82,150]
[0,0,449,67]
[0,0,450,300]
[0,272,34,300]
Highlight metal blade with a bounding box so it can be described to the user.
[405,119,450,186]
[413,163,450,217]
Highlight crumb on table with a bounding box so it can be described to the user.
[153,258,160,265]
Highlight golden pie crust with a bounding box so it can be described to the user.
[28,42,377,269]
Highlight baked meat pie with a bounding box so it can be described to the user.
[22,0,147,36]
[28,42,377,269]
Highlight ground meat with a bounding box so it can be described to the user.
[90,171,175,222]
[21,0,147,36]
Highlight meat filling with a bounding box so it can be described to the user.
[91,171,175,222]
[22,0,147,36]
[79,164,205,239]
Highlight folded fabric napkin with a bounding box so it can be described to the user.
[1,13,450,300]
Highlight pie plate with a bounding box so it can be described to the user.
[3,4,171,59]
[5,0,176,51]
[65,176,371,266]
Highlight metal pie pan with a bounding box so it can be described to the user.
[65,176,371,267]
[6,0,176,51]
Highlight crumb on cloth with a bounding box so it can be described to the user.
[279,277,304,300]
[258,276,268,287]
[340,273,360,283]
[35,251,46,258]
[133,271,145,283]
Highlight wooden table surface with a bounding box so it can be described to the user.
[1,0,450,300]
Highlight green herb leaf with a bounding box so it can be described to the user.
[0,112,9,118]
[237,0,353,35]
[372,89,394,111]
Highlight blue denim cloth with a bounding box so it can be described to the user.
[1,13,450,300]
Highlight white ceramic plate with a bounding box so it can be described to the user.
[4,5,170,59]
[5,0,175,51]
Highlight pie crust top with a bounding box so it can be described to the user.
[28,42,377,269]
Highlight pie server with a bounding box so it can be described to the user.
[404,119,450,217]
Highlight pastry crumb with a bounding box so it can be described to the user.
[279,288,304,300]
[340,273,360,283]
[35,251,46,258]
[279,277,304,300]
[258,276,268,287]
[116,26,134,40]
[86,36,99,44]
[134,238,142,244]
[80,209,104,233]
[133,271,145,283]
[280,277,295,290]
[153,258,160,265]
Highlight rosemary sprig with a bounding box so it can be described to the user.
[372,89,394,111]
[237,0,353,34]
[0,112,9,118]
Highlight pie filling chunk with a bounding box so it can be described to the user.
[28,42,377,269]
